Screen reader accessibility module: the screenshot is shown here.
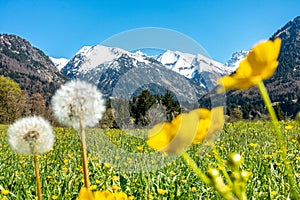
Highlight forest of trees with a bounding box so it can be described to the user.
[100,89,181,129]
[0,75,53,124]
[0,75,181,128]
[2,74,299,127]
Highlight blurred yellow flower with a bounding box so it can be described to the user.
[157,189,166,195]
[271,191,278,196]
[136,146,143,151]
[61,166,68,171]
[77,187,94,200]
[217,38,281,92]
[114,192,128,199]
[52,195,58,200]
[147,106,224,154]
[191,187,197,192]
[112,176,119,181]
[1,189,9,195]
[285,125,293,130]
[249,143,258,148]
[77,187,130,200]
[94,190,114,199]
[89,185,97,191]
[110,185,121,191]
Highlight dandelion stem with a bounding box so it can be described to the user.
[33,154,42,200]
[257,81,299,198]
[181,152,211,185]
[79,119,90,188]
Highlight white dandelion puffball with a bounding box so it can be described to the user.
[51,80,106,129]
[7,116,54,155]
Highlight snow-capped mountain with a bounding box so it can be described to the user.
[224,50,248,69]
[61,45,153,78]
[49,57,69,71]
[157,50,195,78]
[156,50,236,89]
[60,45,237,100]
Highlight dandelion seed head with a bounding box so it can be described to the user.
[7,116,54,155]
[51,80,105,129]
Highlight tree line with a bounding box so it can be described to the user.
[0,75,182,128]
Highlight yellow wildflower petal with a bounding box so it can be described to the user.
[89,185,97,191]
[114,192,128,200]
[206,106,224,139]
[217,38,281,92]
[77,187,94,200]
[147,107,224,153]
[94,190,114,200]
[147,122,174,151]
[168,112,198,153]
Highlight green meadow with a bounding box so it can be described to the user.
[0,121,299,199]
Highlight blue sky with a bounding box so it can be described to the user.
[0,0,299,63]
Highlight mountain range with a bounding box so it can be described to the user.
[0,16,299,120]
[58,45,236,101]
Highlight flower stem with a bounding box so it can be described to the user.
[257,81,299,198]
[79,119,90,188]
[181,152,210,185]
[212,146,233,186]
[33,154,42,200]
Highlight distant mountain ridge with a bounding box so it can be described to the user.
[1,16,299,120]
[0,34,68,102]
[60,44,235,99]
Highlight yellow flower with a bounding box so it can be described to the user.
[61,166,68,171]
[271,190,278,196]
[110,185,121,191]
[112,175,119,181]
[191,187,197,192]
[52,195,58,200]
[217,38,281,92]
[1,189,9,195]
[157,189,166,195]
[136,146,143,151]
[89,185,97,191]
[114,192,128,200]
[77,187,94,200]
[147,106,224,153]
[249,143,258,147]
[104,162,111,168]
[94,190,114,200]
[285,125,293,130]
[78,187,127,200]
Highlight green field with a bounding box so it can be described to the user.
[0,121,299,199]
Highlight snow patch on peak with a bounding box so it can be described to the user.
[79,45,128,72]
[225,50,248,69]
[49,57,69,70]
[157,50,196,78]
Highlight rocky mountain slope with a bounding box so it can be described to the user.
[0,34,68,102]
